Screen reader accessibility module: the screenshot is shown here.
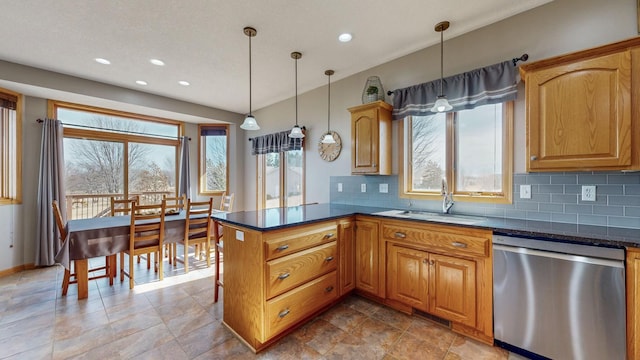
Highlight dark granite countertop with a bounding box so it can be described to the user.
[212,203,640,249]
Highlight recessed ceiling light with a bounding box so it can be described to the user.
[178,80,190,86]
[150,59,165,66]
[338,33,353,42]
[95,58,111,65]
[135,80,148,85]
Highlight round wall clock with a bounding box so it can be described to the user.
[318,131,342,162]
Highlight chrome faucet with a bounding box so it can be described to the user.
[441,178,454,214]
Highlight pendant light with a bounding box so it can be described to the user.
[431,21,453,113]
[240,27,260,130]
[288,51,304,138]
[321,70,336,144]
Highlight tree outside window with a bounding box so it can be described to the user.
[198,125,228,195]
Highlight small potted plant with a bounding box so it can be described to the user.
[366,85,379,103]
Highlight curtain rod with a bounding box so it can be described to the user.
[248,126,306,141]
[386,54,528,96]
[36,118,191,141]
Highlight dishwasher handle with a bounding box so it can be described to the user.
[493,244,624,268]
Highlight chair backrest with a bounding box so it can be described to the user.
[220,193,234,212]
[163,194,186,211]
[111,195,140,216]
[185,198,213,243]
[130,200,166,251]
[52,200,67,245]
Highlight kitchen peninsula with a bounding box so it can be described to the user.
[213,203,640,354]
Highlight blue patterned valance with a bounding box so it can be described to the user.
[390,60,518,120]
[250,130,304,155]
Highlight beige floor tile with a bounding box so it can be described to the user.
[446,335,509,360]
[174,319,234,358]
[349,317,403,352]
[371,306,413,332]
[292,318,347,355]
[131,339,190,360]
[320,303,369,332]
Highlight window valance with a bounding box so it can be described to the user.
[250,130,303,155]
[200,125,227,136]
[0,92,17,110]
[390,60,518,120]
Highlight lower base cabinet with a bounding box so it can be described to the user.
[429,253,477,327]
[627,248,640,359]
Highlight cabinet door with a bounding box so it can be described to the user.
[627,248,640,360]
[527,51,632,171]
[351,107,379,174]
[387,245,429,311]
[355,219,381,296]
[339,220,355,295]
[428,253,476,327]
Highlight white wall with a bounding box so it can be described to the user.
[242,0,638,210]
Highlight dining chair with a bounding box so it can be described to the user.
[53,200,112,295]
[174,198,213,273]
[163,193,185,263]
[120,200,166,289]
[110,195,151,269]
[214,192,234,302]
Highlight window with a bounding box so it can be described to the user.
[51,101,183,219]
[401,102,513,203]
[198,125,228,195]
[258,149,304,209]
[0,88,21,204]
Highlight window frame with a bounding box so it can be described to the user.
[0,87,22,205]
[399,101,513,204]
[197,124,229,196]
[49,100,184,202]
[256,148,306,210]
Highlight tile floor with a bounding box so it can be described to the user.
[0,256,526,359]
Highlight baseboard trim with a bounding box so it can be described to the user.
[0,263,36,277]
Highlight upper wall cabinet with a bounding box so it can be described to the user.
[348,101,392,175]
[520,37,640,172]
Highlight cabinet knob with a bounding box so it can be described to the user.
[394,232,407,239]
[278,309,290,318]
[276,244,289,251]
[451,241,468,248]
[325,286,334,293]
[278,273,290,280]
[422,259,428,264]
[530,155,537,161]
[325,256,334,262]
[430,260,435,266]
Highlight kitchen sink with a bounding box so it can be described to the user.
[372,209,486,225]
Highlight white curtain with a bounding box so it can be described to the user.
[35,118,66,266]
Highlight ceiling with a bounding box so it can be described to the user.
[0,0,551,117]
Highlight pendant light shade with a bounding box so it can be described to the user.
[321,69,336,144]
[431,21,452,113]
[288,51,305,138]
[240,27,260,130]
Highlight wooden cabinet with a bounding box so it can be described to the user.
[222,219,347,352]
[348,101,392,175]
[338,219,355,295]
[354,217,384,298]
[381,219,493,344]
[627,247,640,360]
[520,38,640,171]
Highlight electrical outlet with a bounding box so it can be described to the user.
[337,183,343,192]
[520,185,531,199]
[582,185,596,201]
[379,183,388,193]
[361,184,367,193]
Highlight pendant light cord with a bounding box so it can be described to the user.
[295,56,298,126]
[249,33,252,115]
[327,72,331,131]
[439,29,444,96]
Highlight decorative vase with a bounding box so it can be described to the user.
[361,76,385,104]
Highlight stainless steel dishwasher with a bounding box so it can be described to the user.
[493,234,626,360]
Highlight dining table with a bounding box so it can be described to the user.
[54,210,225,299]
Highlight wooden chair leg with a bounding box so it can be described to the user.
[61,267,71,296]
[159,250,164,281]
[214,247,220,303]
[147,252,151,270]
[184,242,189,274]
[206,241,211,268]
[129,252,135,290]
[120,252,125,282]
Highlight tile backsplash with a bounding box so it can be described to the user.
[330,172,640,229]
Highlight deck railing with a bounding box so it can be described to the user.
[65,191,174,220]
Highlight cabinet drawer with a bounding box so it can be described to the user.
[266,241,338,299]
[265,222,337,260]
[265,271,338,339]
[382,223,489,257]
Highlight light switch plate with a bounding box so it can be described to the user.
[520,185,531,199]
[379,183,388,193]
[582,185,596,201]
[361,184,366,192]
[337,183,343,192]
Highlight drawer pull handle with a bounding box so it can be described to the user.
[325,286,334,293]
[278,309,290,318]
[324,233,335,239]
[451,241,468,248]
[278,273,290,280]
[325,256,334,262]
[394,232,406,239]
[276,244,289,251]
